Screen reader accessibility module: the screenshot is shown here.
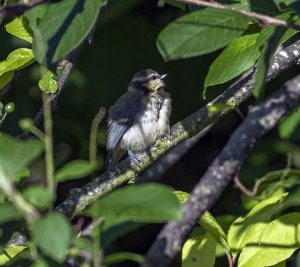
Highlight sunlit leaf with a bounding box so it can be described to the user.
[238,213,300,267]
[204,34,260,96]
[182,232,217,267]
[5,16,33,43]
[228,193,287,255]
[38,70,58,94]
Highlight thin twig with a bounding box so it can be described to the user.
[143,73,300,267]
[233,176,257,197]
[179,0,300,31]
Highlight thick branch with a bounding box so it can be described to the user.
[56,39,300,218]
[143,73,300,267]
[179,0,300,31]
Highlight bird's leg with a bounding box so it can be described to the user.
[128,150,142,168]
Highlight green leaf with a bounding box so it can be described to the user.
[38,70,58,94]
[0,133,44,178]
[228,193,287,254]
[253,27,287,101]
[173,191,190,204]
[55,160,96,182]
[5,16,33,43]
[0,71,14,90]
[22,185,53,208]
[238,212,300,267]
[279,109,300,140]
[182,232,217,267]
[0,245,27,265]
[24,3,49,29]
[31,212,72,262]
[0,48,34,77]
[84,183,182,230]
[156,8,250,61]
[103,252,144,265]
[0,102,3,117]
[256,12,299,48]
[200,211,230,255]
[0,203,22,223]
[204,34,260,95]
[30,0,107,69]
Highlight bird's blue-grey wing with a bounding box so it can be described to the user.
[106,93,143,173]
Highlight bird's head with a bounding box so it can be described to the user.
[128,69,167,93]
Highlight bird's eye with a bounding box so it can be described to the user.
[149,76,157,81]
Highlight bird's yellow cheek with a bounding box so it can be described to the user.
[143,80,163,91]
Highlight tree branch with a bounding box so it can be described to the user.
[143,72,300,267]
[56,39,300,218]
[179,0,300,31]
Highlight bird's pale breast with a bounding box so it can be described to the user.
[120,92,171,152]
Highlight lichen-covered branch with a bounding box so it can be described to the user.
[143,73,300,267]
[56,39,300,218]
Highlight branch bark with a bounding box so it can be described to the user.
[143,72,300,267]
[56,39,300,218]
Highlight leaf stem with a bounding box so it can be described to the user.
[89,107,106,167]
[43,93,55,196]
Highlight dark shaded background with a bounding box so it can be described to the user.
[1,0,300,266]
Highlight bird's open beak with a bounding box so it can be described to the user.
[160,74,167,79]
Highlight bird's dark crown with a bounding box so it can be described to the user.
[128,69,167,93]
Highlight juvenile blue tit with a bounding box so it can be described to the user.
[106,69,172,174]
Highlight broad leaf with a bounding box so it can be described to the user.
[84,183,182,230]
[22,185,53,208]
[0,203,22,223]
[228,193,287,254]
[29,0,107,69]
[182,232,217,267]
[0,48,34,77]
[157,8,249,61]
[31,212,72,261]
[0,71,14,90]
[0,133,43,178]
[5,16,33,43]
[55,160,96,182]
[204,34,260,96]
[238,213,300,267]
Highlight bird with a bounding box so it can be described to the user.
[106,69,172,175]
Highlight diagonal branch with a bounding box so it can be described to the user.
[56,39,300,218]
[143,73,300,267]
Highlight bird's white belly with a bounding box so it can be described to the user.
[120,122,159,152]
